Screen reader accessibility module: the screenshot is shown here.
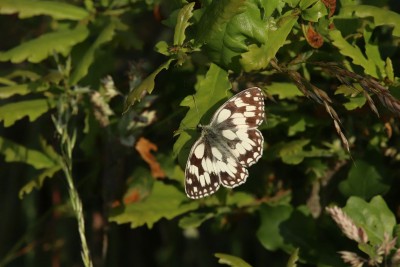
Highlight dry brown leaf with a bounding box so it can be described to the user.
[305,23,324,48]
[135,137,166,179]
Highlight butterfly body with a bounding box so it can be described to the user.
[185,87,265,199]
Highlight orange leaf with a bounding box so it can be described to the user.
[135,137,166,179]
[305,23,324,48]
[124,189,141,204]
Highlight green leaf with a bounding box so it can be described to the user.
[226,192,255,207]
[0,83,49,99]
[343,196,396,246]
[301,0,327,22]
[173,2,195,46]
[339,160,389,199]
[363,27,386,78]
[173,63,230,166]
[343,95,367,110]
[0,0,89,20]
[299,0,318,10]
[70,20,117,85]
[123,59,174,112]
[257,204,294,251]
[0,136,56,169]
[338,5,400,37]
[179,212,215,229]
[197,0,269,71]
[240,11,299,71]
[18,165,62,199]
[287,248,299,267]
[329,30,378,77]
[386,57,394,82]
[0,26,89,63]
[287,117,306,136]
[214,253,252,267]
[0,98,54,127]
[109,182,199,229]
[266,82,303,99]
[279,139,310,164]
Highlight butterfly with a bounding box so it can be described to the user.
[185,87,265,199]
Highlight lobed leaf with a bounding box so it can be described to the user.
[179,212,215,229]
[339,160,390,199]
[123,59,174,112]
[257,204,294,251]
[0,0,89,20]
[338,5,400,37]
[173,2,195,46]
[279,139,310,164]
[240,11,299,71]
[109,182,198,228]
[0,136,56,169]
[0,83,49,99]
[329,30,378,77]
[18,165,62,199]
[343,196,396,246]
[266,82,303,99]
[0,98,55,127]
[0,26,89,63]
[196,0,261,71]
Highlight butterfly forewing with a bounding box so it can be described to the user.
[185,87,265,199]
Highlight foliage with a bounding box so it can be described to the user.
[0,0,400,266]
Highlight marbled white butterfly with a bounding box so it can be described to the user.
[185,87,265,199]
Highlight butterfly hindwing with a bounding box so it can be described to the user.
[185,137,220,199]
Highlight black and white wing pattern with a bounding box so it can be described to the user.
[185,87,265,199]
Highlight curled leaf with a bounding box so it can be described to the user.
[135,137,165,179]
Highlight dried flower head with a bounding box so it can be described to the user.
[339,251,366,267]
[326,206,368,243]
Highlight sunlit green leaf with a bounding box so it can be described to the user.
[196,0,263,70]
[215,253,252,267]
[299,0,318,10]
[386,57,394,82]
[0,99,54,127]
[266,83,303,99]
[343,95,367,110]
[338,5,400,37]
[174,2,195,46]
[301,0,327,22]
[123,59,174,112]
[343,196,396,246]
[109,182,199,228]
[0,0,89,20]
[329,30,378,77]
[240,11,299,71]
[287,248,299,267]
[0,26,89,63]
